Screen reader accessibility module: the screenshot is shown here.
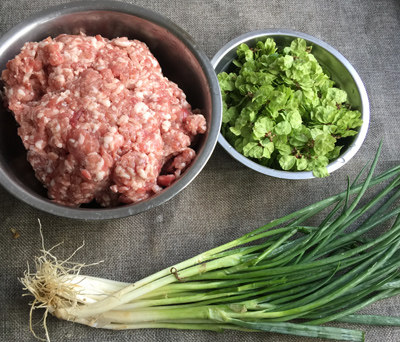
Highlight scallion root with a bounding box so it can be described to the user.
[20,220,103,341]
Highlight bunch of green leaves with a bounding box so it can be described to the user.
[218,38,363,177]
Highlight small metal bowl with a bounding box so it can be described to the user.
[211,29,369,180]
[0,1,222,220]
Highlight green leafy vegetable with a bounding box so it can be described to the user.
[218,38,363,177]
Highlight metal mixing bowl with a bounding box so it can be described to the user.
[0,1,222,219]
[211,29,369,180]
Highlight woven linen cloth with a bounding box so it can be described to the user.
[1,0,400,341]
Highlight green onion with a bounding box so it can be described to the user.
[22,145,400,342]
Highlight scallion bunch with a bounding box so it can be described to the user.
[22,145,400,341]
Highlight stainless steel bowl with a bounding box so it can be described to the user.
[0,1,222,220]
[211,29,369,180]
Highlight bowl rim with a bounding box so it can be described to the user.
[0,0,222,220]
[211,29,370,180]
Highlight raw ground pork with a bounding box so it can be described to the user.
[1,34,206,206]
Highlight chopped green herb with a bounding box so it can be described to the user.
[218,38,363,177]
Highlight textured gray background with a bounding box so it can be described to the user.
[1,0,400,341]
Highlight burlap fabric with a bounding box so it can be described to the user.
[1,0,400,341]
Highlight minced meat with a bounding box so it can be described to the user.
[1,34,206,207]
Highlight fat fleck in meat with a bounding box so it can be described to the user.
[1,34,206,207]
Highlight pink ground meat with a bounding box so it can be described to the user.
[1,34,206,207]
